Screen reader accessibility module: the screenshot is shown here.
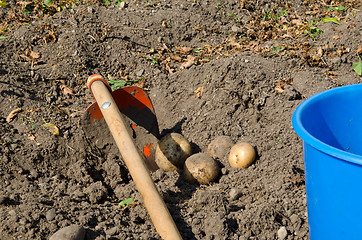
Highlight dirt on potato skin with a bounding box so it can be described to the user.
[0,0,361,239]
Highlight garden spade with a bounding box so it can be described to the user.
[83,74,159,171]
[83,74,182,240]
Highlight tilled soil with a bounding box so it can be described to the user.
[0,0,361,239]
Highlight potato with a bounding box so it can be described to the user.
[207,135,235,160]
[228,142,256,168]
[155,133,192,171]
[183,153,220,184]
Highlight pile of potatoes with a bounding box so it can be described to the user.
[155,133,256,184]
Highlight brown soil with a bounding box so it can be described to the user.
[0,0,361,239]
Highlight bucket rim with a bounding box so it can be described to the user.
[292,84,362,166]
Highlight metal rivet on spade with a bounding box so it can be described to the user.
[101,102,111,109]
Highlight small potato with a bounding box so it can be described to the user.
[155,133,192,171]
[207,135,235,160]
[183,153,220,184]
[228,142,256,168]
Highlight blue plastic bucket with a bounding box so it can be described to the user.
[292,84,362,240]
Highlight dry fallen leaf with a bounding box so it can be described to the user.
[226,38,242,49]
[27,134,35,141]
[164,62,174,74]
[161,21,167,29]
[305,10,319,15]
[60,85,74,95]
[239,0,245,8]
[6,108,22,123]
[42,123,59,136]
[311,55,321,61]
[275,86,284,94]
[16,1,31,7]
[25,49,40,59]
[317,47,323,57]
[29,51,40,59]
[147,48,156,54]
[275,79,293,94]
[199,58,210,64]
[357,45,362,54]
[25,108,40,113]
[180,55,195,69]
[291,19,303,26]
[44,29,57,44]
[215,45,223,51]
[20,49,41,62]
[332,35,341,40]
[194,86,204,98]
[27,133,41,145]
[169,54,182,62]
[175,46,193,54]
[325,71,338,77]
[336,47,350,56]
[19,54,31,61]
[203,44,214,54]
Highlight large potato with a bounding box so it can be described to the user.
[183,153,220,184]
[207,135,234,160]
[228,142,256,168]
[155,133,192,171]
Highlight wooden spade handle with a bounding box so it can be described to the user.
[88,76,182,240]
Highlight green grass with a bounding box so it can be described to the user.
[107,74,139,90]
[328,6,348,12]
[304,20,323,38]
[263,6,288,22]
[271,46,285,54]
[353,54,362,76]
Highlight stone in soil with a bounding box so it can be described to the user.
[49,225,85,240]
[277,226,288,240]
[229,188,242,201]
[46,208,56,221]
